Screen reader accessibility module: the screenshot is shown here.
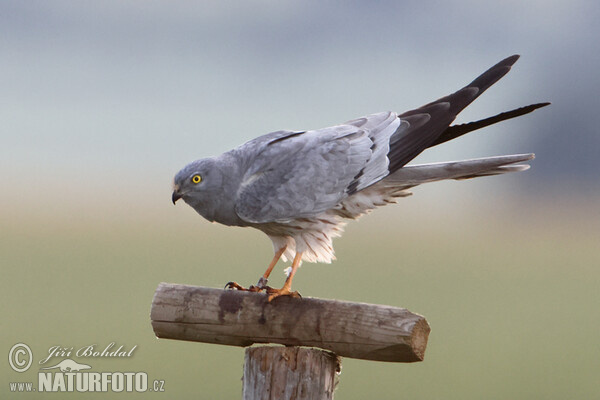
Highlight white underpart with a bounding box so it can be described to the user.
[264,213,346,266]
[261,184,410,270]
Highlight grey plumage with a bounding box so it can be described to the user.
[172,55,548,267]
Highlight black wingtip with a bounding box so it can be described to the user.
[515,102,551,115]
[466,55,521,93]
[431,101,551,147]
[495,55,520,69]
[515,102,551,113]
[503,54,520,66]
[446,55,522,114]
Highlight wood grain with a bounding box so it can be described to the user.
[242,347,340,400]
[150,283,430,362]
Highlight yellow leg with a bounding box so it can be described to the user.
[256,246,287,287]
[267,252,303,301]
[225,246,287,292]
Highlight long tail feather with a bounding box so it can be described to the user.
[383,153,535,186]
[336,154,534,220]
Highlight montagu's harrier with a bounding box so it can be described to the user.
[172,55,549,300]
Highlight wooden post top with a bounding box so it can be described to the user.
[151,283,430,362]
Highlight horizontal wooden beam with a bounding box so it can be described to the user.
[150,283,430,362]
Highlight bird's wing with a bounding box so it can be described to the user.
[235,55,547,224]
[386,55,522,173]
[234,113,400,223]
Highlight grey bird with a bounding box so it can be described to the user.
[172,55,549,300]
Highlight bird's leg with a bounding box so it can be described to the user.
[252,245,287,290]
[224,246,287,292]
[267,252,303,302]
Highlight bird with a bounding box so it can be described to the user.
[172,54,549,301]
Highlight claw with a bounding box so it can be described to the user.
[247,285,269,292]
[224,281,247,291]
[225,281,272,293]
[265,252,303,302]
[266,287,302,302]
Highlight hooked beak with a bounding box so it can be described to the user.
[172,190,182,205]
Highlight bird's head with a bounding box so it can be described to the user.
[172,158,224,209]
[172,154,245,226]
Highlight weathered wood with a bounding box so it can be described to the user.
[242,347,340,400]
[151,283,430,362]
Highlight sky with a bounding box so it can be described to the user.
[2,1,599,214]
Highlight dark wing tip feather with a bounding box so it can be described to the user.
[405,54,522,118]
[491,54,520,69]
[452,55,521,111]
[431,102,550,147]
[389,55,525,173]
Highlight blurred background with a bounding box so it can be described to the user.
[2,1,599,399]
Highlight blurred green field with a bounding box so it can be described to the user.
[2,195,599,399]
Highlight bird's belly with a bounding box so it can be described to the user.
[252,214,347,264]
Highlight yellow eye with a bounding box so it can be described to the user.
[191,174,202,184]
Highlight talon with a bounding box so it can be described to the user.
[266,287,302,302]
[224,281,247,291]
[266,252,304,302]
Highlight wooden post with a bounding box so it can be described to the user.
[150,283,430,398]
[243,347,340,400]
